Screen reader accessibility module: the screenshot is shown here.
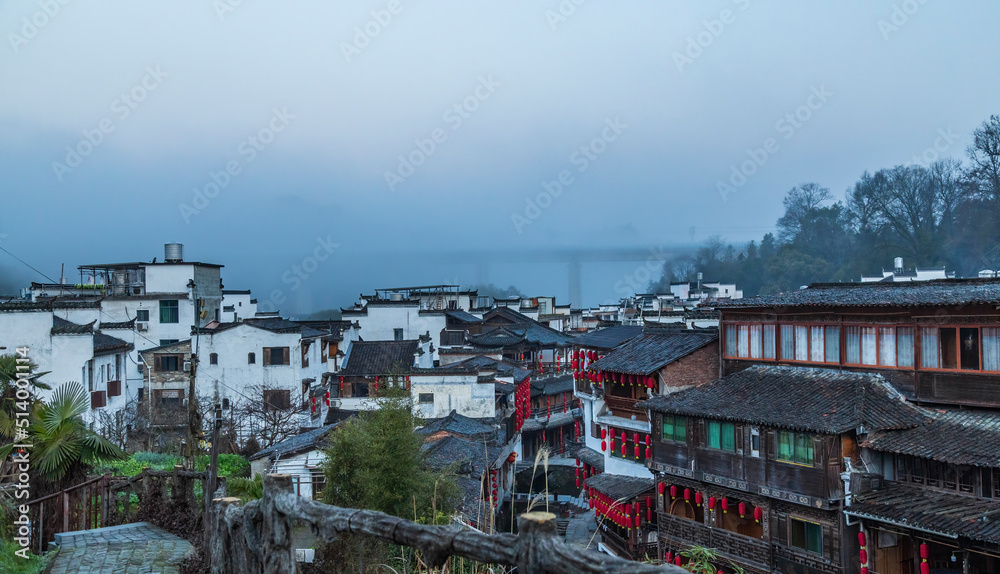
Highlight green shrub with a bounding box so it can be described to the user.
[0,540,51,574]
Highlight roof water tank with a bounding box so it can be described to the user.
[894,257,904,271]
[165,243,184,263]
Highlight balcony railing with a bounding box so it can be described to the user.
[603,394,649,422]
[658,512,771,572]
[600,525,658,561]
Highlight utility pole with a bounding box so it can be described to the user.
[187,352,198,469]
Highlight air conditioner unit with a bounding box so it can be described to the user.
[183,361,191,372]
[137,322,148,331]
[329,399,341,409]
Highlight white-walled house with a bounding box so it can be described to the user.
[0,300,133,428]
[248,423,339,500]
[220,289,257,322]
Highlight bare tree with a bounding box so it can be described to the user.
[966,114,1000,202]
[226,384,308,453]
[94,397,149,452]
[776,183,833,243]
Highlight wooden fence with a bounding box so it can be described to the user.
[209,473,688,574]
[25,466,216,553]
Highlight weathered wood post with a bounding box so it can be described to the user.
[260,474,296,574]
[516,512,559,574]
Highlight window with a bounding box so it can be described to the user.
[157,354,180,372]
[157,389,184,407]
[662,415,687,443]
[723,323,775,360]
[159,300,179,323]
[394,328,404,341]
[222,397,230,409]
[210,353,218,365]
[263,347,289,366]
[136,309,149,322]
[777,430,814,465]
[789,518,822,554]
[160,339,179,347]
[750,426,760,457]
[418,393,434,404]
[844,325,915,368]
[248,352,256,364]
[777,325,839,364]
[921,327,1000,371]
[824,326,840,363]
[707,421,735,451]
[263,389,291,410]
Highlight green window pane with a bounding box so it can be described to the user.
[707,421,721,449]
[663,416,674,439]
[721,422,735,451]
[675,417,686,443]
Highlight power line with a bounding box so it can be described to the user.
[0,244,58,284]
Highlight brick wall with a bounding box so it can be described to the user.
[659,341,719,393]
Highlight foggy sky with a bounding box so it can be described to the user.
[2,1,999,312]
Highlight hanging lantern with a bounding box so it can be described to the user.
[674,556,682,566]
[721,498,729,513]
[634,444,640,460]
[646,504,652,522]
[645,446,652,459]
[861,569,869,574]
[754,506,763,523]
[621,442,627,457]
[860,549,868,564]
[324,391,330,407]
[670,485,677,498]
[920,544,928,560]
[646,376,654,389]
[920,565,929,574]
[695,492,703,506]
[708,496,716,510]
[311,396,317,413]
[738,502,746,517]
[657,482,665,495]
[601,428,607,440]
[645,435,651,447]
[858,532,867,547]
[620,430,627,442]
[682,488,690,501]
[665,551,673,563]
[576,478,581,488]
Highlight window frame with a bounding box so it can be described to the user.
[788,517,823,555]
[776,430,815,466]
[661,414,687,444]
[159,300,179,324]
[705,420,736,452]
[418,392,434,404]
[843,324,915,370]
[136,309,150,322]
[919,325,1000,374]
[723,322,777,361]
[777,323,842,366]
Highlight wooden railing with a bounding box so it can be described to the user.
[24,466,217,553]
[603,395,648,422]
[658,512,772,572]
[209,473,688,574]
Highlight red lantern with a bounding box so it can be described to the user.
[601,428,607,440]
[721,498,729,513]
[861,569,869,574]
[665,551,673,563]
[754,506,762,523]
[920,544,928,559]
[674,556,682,566]
[588,498,594,509]
[646,376,654,389]
[858,532,867,547]
[634,444,640,459]
[601,440,607,451]
[324,391,330,407]
[620,442,626,457]
[708,496,716,510]
[670,485,677,498]
[620,430,627,442]
[684,488,691,501]
[576,478,581,488]
[860,549,868,564]
[738,502,746,517]
[645,435,651,447]
[646,505,652,522]
[645,447,652,459]
[920,565,929,574]
[657,482,665,495]
[695,492,703,506]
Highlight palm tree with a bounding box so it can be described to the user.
[0,354,48,463]
[27,382,125,483]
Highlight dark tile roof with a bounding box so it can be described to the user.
[862,409,1000,467]
[439,355,530,382]
[484,306,534,324]
[531,373,574,397]
[242,317,307,333]
[521,408,580,432]
[571,325,644,351]
[341,340,419,376]
[467,327,526,347]
[99,319,136,330]
[584,473,655,501]
[481,308,574,347]
[51,316,95,335]
[249,423,339,461]
[846,482,1000,544]
[417,410,498,440]
[138,339,192,354]
[0,298,103,311]
[93,332,133,355]
[575,446,605,472]
[588,328,717,376]
[445,310,482,324]
[639,365,927,435]
[422,435,501,475]
[714,278,1000,309]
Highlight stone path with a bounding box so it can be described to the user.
[46,522,193,574]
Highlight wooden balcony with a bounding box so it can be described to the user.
[603,394,648,422]
[600,525,657,561]
[658,512,772,573]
